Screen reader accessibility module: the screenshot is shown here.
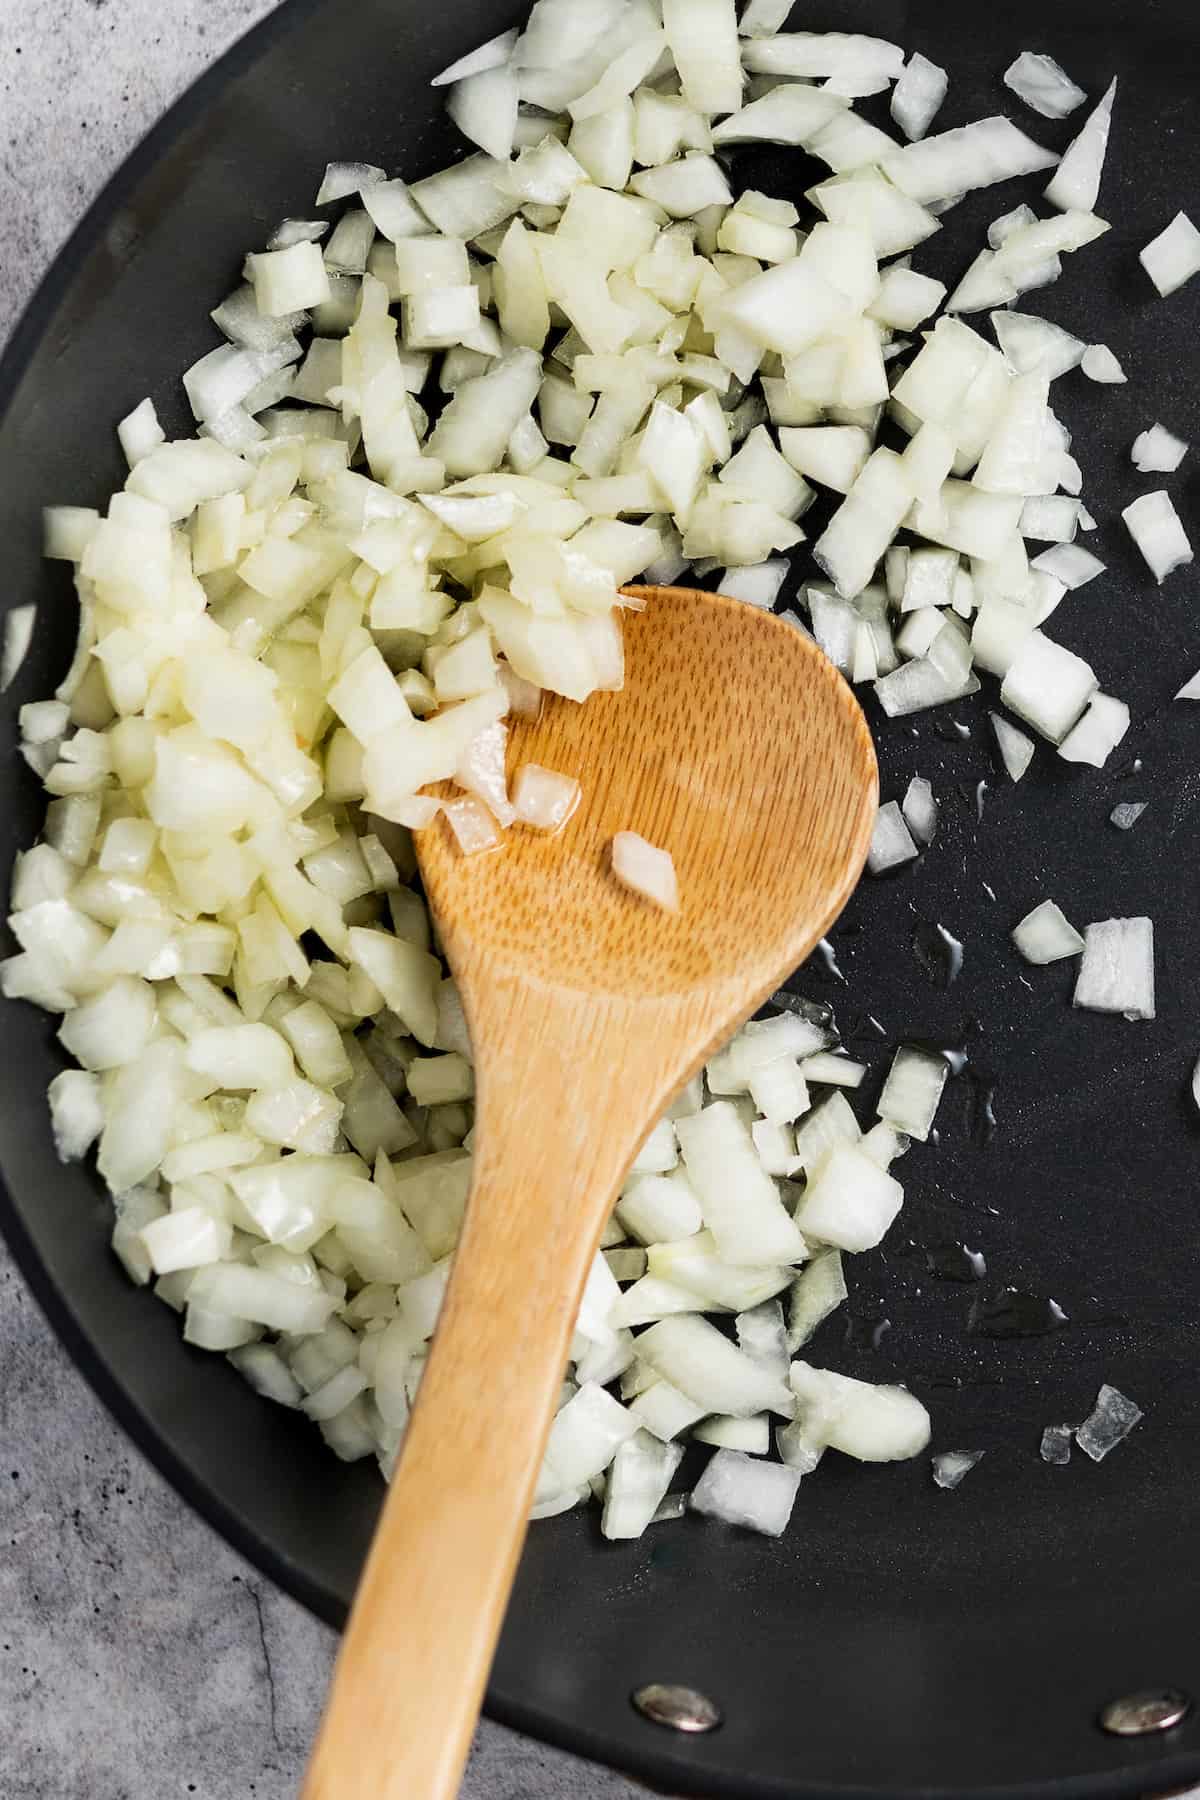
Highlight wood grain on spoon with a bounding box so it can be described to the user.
[302,585,877,1800]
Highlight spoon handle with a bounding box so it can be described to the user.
[302,996,649,1800]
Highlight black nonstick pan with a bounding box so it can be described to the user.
[2,1,1199,1795]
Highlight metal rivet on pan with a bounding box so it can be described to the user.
[1099,1689,1192,1736]
[632,1683,722,1734]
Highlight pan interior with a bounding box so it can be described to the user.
[1,0,1198,1794]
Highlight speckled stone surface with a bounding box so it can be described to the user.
[0,5,643,1796]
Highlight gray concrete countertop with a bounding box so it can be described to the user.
[0,4,642,1796]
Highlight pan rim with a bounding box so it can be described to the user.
[1,5,1199,1798]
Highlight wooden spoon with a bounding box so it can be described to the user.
[302,584,877,1800]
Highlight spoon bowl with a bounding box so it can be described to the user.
[304,585,877,1800]
[424,585,878,1007]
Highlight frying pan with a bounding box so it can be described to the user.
[2,0,1199,1794]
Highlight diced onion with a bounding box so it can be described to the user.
[877,1046,946,1143]
[890,53,948,143]
[1057,693,1129,768]
[610,831,679,911]
[1122,490,1194,584]
[1140,210,1200,297]
[690,1448,803,1536]
[1045,79,1116,213]
[1081,343,1125,383]
[867,800,918,873]
[1073,918,1155,1020]
[932,1449,984,1489]
[1,604,37,693]
[1012,900,1084,965]
[1003,52,1086,120]
[1075,1383,1142,1461]
[1131,424,1188,473]
[901,776,937,844]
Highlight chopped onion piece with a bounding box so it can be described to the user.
[1131,424,1188,474]
[883,117,1058,206]
[901,776,937,845]
[1122,490,1193,584]
[1074,917,1155,1020]
[266,219,329,251]
[1110,802,1147,831]
[447,66,520,162]
[878,1046,946,1143]
[1003,52,1086,120]
[690,1448,802,1537]
[432,27,519,87]
[1075,1383,1143,1461]
[1012,900,1084,965]
[512,763,580,832]
[1,604,36,693]
[544,1382,638,1487]
[1140,210,1200,297]
[676,1101,807,1266]
[991,713,1035,783]
[750,1056,811,1124]
[1081,343,1125,383]
[1001,631,1097,743]
[874,654,978,719]
[118,397,166,469]
[719,561,788,608]
[790,1362,931,1462]
[736,0,793,35]
[991,310,1084,380]
[1021,496,1080,545]
[932,1449,984,1489]
[315,162,386,205]
[248,243,332,316]
[443,796,501,856]
[1057,693,1129,768]
[47,1069,104,1163]
[1040,1425,1073,1465]
[792,1142,903,1252]
[637,1316,792,1417]
[601,1430,684,1540]
[734,1297,789,1385]
[662,0,741,117]
[890,52,948,142]
[786,1247,846,1351]
[1045,79,1116,213]
[800,1052,864,1089]
[1029,543,1105,591]
[692,1415,771,1454]
[611,832,679,911]
[867,801,918,874]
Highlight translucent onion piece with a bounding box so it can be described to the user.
[890,52,948,142]
[610,831,679,911]
[1140,210,1200,297]
[1002,52,1086,120]
[932,1449,984,1489]
[1131,423,1188,474]
[1040,1424,1073,1465]
[1,604,37,693]
[866,801,918,874]
[1081,343,1125,383]
[1012,900,1084,965]
[689,1447,803,1536]
[1073,917,1155,1020]
[1122,490,1194,584]
[1045,79,1116,213]
[1075,1384,1143,1461]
